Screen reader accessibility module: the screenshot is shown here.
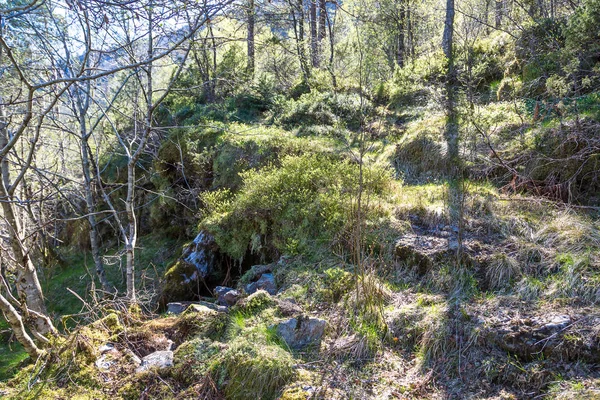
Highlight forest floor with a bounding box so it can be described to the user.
[1,98,599,399]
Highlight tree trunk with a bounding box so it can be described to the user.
[442,0,461,228]
[318,0,326,66]
[291,0,311,81]
[495,0,503,28]
[326,2,337,88]
[82,137,112,293]
[0,122,54,336]
[396,2,406,68]
[247,0,255,76]
[0,293,41,358]
[76,85,113,293]
[310,0,318,67]
[407,0,415,59]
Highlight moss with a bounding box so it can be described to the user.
[222,339,296,400]
[0,339,28,382]
[1,315,123,398]
[163,309,228,345]
[161,260,199,304]
[117,371,175,400]
[234,290,277,315]
[280,386,312,400]
[170,338,223,385]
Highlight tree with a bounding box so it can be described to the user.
[95,0,226,302]
[310,0,318,67]
[443,0,463,247]
[247,0,255,76]
[317,0,326,67]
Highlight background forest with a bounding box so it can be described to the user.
[0,0,599,398]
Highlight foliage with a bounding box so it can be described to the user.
[200,154,390,260]
[276,91,373,131]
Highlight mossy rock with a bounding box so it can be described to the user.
[233,290,277,315]
[222,340,296,400]
[170,338,223,385]
[171,309,229,343]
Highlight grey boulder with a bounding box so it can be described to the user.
[215,286,241,306]
[246,273,277,295]
[275,316,326,350]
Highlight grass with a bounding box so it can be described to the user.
[42,233,184,322]
[0,340,28,381]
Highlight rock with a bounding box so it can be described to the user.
[136,350,174,373]
[161,231,219,304]
[166,302,188,315]
[167,301,227,315]
[242,264,273,283]
[485,313,600,362]
[395,234,451,274]
[215,286,240,306]
[98,343,115,354]
[182,232,217,279]
[537,315,571,332]
[186,303,221,314]
[95,354,115,372]
[394,232,487,274]
[246,273,277,295]
[196,300,228,313]
[277,299,304,317]
[275,316,326,350]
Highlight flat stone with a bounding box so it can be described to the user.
[195,301,228,313]
[275,316,326,350]
[136,350,174,373]
[186,304,219,314]
[167,301,227,315]
[166,302,188,315]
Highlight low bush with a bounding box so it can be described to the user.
[200,153,391,261]
[276,91,372,130]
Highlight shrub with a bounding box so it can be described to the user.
[276,91,372,130]
[200,154,390,260]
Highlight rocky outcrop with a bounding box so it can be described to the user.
[395,233,454,274]
[161,231,220,304]
[275,316,326,350]
[483,311,600,362]
[182,232,218,279]
[394,228,491,275]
